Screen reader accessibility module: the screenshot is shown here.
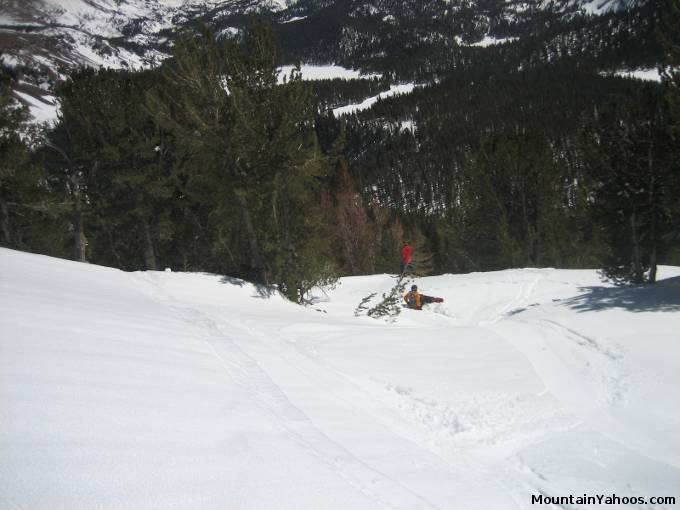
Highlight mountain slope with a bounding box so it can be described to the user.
[2,0,657,123]
[1,247,679,508]
[0,0,294,119]
[1,0,297,73]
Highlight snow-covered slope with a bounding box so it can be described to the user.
[1,0,294,73]
[563,0,639,14]
[1,0,295,121]
[2,0,177,74]
[1,247,679,509]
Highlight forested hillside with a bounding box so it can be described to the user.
[1,0,679,297]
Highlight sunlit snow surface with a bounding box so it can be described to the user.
[1,247,679,509]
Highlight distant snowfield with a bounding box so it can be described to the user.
[613,68,662,82]
[277,64,398,117]
[1,247,679,509]
[460,35,519,47]
[278,64,382,83]
[333,83,416,117]
[38,0,187,38]
[280,15,307,23]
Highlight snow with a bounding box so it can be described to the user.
[13,90,59,125]
[0,54,20,68]
[40,0,125,39]
[613,68,662,82]
[38,0,192,36]
[454,35,518,47]
[470,36,519,47]
[1,247,679,509]
[333,83,416,117]
[267,0,289,11]
[575,0,625,14]
[400,119,416,133]
[278,64,382,83]
[281,16,307,23]
[217,27,241,39]
[3,0,211,86]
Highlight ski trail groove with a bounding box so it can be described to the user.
[478,272,543,325]
[536,318,622,360]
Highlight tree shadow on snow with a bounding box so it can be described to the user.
[219,276,246,287]
[219,275,278,298]
[563,276,680,313]
[252,285,278,299]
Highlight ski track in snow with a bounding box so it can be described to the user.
[482,275,680,472]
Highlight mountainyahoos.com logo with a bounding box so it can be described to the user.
[532,494,676,506]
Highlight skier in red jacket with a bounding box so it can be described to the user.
[400,241,412,275]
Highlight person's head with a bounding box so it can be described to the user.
[411,284,418,292]
[403,240,410,246]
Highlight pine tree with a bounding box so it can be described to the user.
[0,66,31,247]
[658,0,680,263]
[146,27,236,272]
[0,66,60,254]
[581,88,676,284]
[148,22,337,300]
[367,277,410,322]
[46,69,175,269]
[226,21,337,301]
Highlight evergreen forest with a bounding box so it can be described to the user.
[2,0,680,301]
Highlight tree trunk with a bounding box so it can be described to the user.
[0,198,11,246]
[649,244,657,283]
[647,121,657,284]
[142,221,157,271]
[72,190,87,262]
[630,209,643,283]
[237,194,265,281]
[72,213,87,262]
[105,225,124,268]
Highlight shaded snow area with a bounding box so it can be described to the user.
[1,247,679,509]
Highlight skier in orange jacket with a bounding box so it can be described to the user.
[403,284,443,310]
